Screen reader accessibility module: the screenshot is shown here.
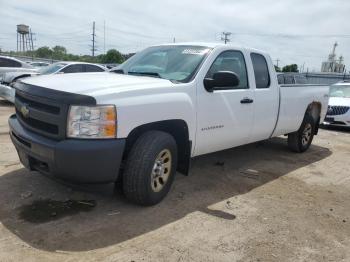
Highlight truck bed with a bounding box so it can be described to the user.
[272,84,329,137]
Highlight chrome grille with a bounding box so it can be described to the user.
[327,106,350,116]
[15,89,68,140]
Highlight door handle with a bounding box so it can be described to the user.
[240,98,254,104]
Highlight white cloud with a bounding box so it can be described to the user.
[0,0,349,71]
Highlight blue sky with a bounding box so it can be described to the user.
[0,0,349,71]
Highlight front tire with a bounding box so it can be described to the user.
[288,114,315,153]
[123,131,177,206]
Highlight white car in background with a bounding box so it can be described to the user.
[0,61,107,102]
[323,81,350,127]
[28,61,50,67]
[0,56,37,78]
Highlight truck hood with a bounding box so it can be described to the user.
[20,72,174,97]
[328,97,350,107]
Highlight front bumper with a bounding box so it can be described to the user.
[9,114,125,184]
[323,115,350,127]
[0,84,15,103]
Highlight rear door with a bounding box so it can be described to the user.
[195,50,255,156]
[249,53,279,142]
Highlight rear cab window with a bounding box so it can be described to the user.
[250,53,270,89]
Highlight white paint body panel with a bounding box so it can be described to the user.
[20,43,330,157]
[273,85,329,136]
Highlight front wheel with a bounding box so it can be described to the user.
[123,131,177,206]
[288,114,315,153]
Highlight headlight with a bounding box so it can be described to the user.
[67,105,117,139]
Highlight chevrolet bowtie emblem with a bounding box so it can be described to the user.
[20,104,30,118]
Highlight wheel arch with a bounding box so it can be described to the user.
[305,101,322,134]
[124,119,191,175]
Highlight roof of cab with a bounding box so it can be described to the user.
[156,42,267,54]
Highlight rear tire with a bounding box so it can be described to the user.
[288,114,315,153]
[123,131,177,206]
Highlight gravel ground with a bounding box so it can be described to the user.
[0,99,349,262]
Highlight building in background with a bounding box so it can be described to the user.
[321,42,345,73]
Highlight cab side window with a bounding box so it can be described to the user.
[251,53,270,89]
[206,51,248,89]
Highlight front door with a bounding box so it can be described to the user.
[195,50,255,156]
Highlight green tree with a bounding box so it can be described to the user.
[35,46,53,58]
[282,64,298,72]
[52,45,67,60]
[101,49,124,64]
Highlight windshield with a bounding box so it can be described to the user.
[38,63,67,75]
[115,45,211,82]
[329,85,350,98]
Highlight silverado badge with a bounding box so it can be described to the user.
[20,104,30,118]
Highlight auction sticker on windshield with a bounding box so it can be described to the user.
[182,48,210,55]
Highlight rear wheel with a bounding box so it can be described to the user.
[288,114,315,153]
[123,131,177,206]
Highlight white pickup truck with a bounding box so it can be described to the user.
[9,43,329,205]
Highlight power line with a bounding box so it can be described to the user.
[226,32,350,39]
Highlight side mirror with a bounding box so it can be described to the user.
[204,71,240,92]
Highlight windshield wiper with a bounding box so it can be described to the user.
[128,71,161,78]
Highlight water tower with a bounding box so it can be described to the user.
[17,24,34,53]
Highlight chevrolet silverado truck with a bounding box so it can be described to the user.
[9,43,329,205]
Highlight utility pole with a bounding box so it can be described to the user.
[275,59,280,68]
[221,32,231,44]
[103,20,106,54]
[29,29,35,59]
[91,21,97,57]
